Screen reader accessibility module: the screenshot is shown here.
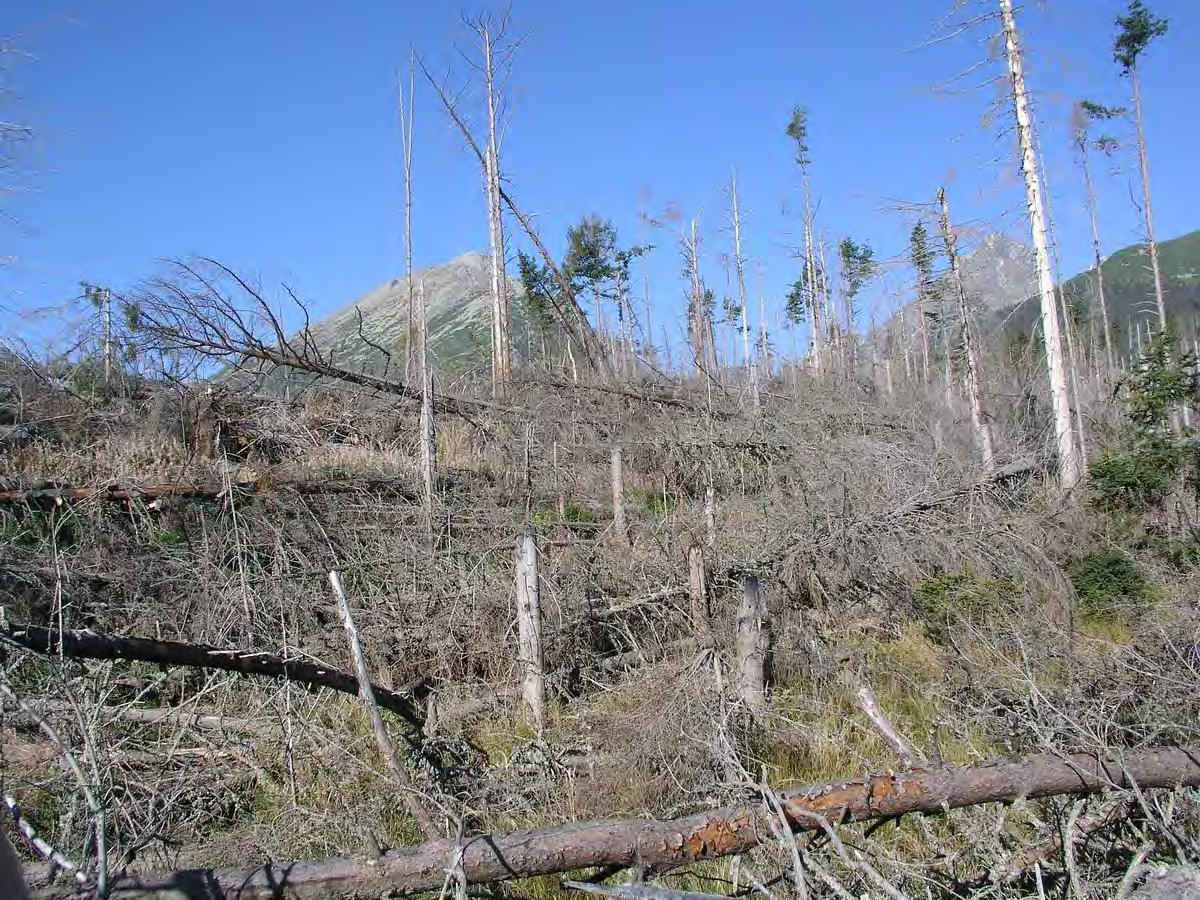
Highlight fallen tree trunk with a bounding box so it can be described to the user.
[0,476,422,507]
[0,623,427,733]
[33,745,1200,899]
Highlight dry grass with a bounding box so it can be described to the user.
[2,364,1198,897]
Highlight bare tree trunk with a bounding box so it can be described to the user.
[514,526,545,732]
[999,0,1081,491]
[730,171,759,412]
[852,678,924,767]
[481,23,511,391]
[1130,68,1166,330]
[329,571,440,839]
[611,445,628,545]
[417,281,436,546]
[1078,138,1114,374]
[801,164,822,371]
[757,261,771,380]
[735,576,770,718]
[686,541,714,649]
[686,220,707,377]
[67,746,1200,900]
[399,56,417,384]
[938,188,997,474]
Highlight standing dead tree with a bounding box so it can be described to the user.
[417,41,604,372]
[938,188,996,473]
[53,745,1200,899]
[514,525,545,732]
[998,0,1081,490]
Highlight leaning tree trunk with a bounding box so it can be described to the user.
[999,0,1081,491]
[939,188,997,474]
[1079,137,1115,374]
[1130,66,1166,331]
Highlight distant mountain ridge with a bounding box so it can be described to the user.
[306,251,533,377]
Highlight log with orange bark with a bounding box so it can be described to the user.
[27,745,1200,900]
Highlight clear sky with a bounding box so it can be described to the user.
[1,0,1195,348]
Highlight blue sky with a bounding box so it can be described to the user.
[1,0,1195,348]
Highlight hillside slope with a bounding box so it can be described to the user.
[998,229,1200,341]
[304,251,534,377]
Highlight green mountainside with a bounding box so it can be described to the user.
[999,230,1200,342]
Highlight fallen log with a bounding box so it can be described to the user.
[31,745,1200,899]
[0,476,420,507]
[0,622,427,734]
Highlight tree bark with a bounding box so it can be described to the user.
[735,575,770,718]
[938,188,997,474]
[0,622,427,734]
[1078,136,1114,374]
[1130,67,1166,331]
[686,542,713,649]
[50,746,1200,900]
[730,171,759,412]
[329,571,440,840]
[514,526,545,732]
[999,0,1081,491]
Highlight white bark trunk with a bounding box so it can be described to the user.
[481,24,511,389]
[999,0,1081,491]
[1131,68,1166,330]
[418,280,436,545]
[939,188,997,474]
[514,526,545,732]
[730,171,759,412]
[399,58,417,385]
[1079,139,1114,374]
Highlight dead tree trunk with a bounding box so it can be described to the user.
[938,188,997,474]
[999,0,1081,490]
[67,745,1200,900]
[611,445,628,545]
[328,571,439,839]
[729,170,759,412]
[399,55,417,384]
[735,575,770,718]
[686,541,713,649]
[1077,130,1114,374]
[418,280,437,545]
[514,526,545,732]
[0,622,427,733]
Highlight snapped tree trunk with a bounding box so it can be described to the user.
[686,541,714,649]
[611,445,628,545]
[999,0,1081,491]
[735,575,770,718]
[514,526,545,732]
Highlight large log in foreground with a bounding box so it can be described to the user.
[33,745,1200,900]
[0,623,426,733]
